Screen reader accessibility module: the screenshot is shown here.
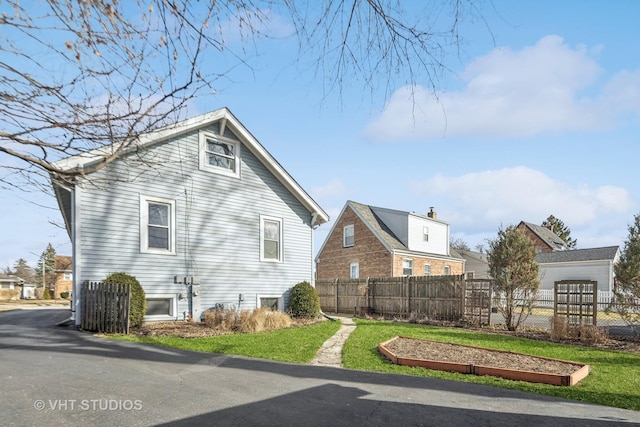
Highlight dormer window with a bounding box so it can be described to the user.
[199,131,240,177]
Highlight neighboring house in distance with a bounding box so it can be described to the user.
[316,201,464,279]
[536,246,620,293]
[54,255,73,298]
[51,108,328,325]
[0,274,24,290]
[0,275,24,301]
[455,249,491,279]
[517,221,569,253]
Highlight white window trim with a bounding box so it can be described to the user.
[198,131,241,178]
[140,195,176,255]
[144,294,177,321]
[343,224,354,247]
[402,258,413,276]
[257,294,284,311]
[444,265,451,275]
[350,262,359,279]
[260,215,283,263]
[424,264,431,276]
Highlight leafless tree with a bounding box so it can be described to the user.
[1,0,486,189]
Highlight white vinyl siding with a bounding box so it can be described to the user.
[407,215,448,255]
[343,224,354,247]
[75,122,314,316]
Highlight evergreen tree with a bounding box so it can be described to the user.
[542,215,577,249]
[488,225,540,331]
[13,258,35,283]
[611,213,640,328]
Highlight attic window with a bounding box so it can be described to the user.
[343,225,354,247]
[199,131,240,177]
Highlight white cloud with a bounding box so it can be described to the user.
[310,179,347,200]
[364,35,640,142]
[408,166,635,239]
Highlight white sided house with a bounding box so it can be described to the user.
[535,246,620,293]
[52,108,328,325]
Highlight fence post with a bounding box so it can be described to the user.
[334,279,339,313]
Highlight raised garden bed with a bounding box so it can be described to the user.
[378,336,589,386]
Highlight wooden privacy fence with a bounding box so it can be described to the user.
[316,275,477,321]
[81,281,130,334]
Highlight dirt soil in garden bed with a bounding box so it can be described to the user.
[383,337,583,375]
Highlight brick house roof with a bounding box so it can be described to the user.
[518,221,569,251]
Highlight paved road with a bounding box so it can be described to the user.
[1,308,639,426]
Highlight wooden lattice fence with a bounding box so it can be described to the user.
[554,280,597,326]
[464,279,493,325]
[81,281,131,334]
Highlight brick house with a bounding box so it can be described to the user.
[516,221,569,253]
[316,201,464,279]
[53,255,73,298]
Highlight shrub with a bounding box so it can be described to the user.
[0,289,20,302]
[103,272,146,328]
[43,287,51,300]
[60,291,70,299]
[287,281,320,318]
[203,307,292,333]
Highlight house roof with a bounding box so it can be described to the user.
[536,246,619,264]
[51,108,329,226]
[317,200,463,261]
[0,274,25,284]
[54,255,72,272]
[519,221,569,251]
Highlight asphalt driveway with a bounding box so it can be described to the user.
[1,308,639,426]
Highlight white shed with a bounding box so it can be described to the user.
[536,246,620,292]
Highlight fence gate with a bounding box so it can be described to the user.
[81,281,131,334]
[554,280,597,326]
[464,279,492,325]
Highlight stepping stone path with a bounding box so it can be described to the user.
[309,316,356,367]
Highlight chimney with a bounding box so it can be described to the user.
[427,207,437,219]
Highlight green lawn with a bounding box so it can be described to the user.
[111,317,640,411]
[343,319,640,411]
[112,320,341,363]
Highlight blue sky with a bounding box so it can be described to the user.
[2,1,639,269]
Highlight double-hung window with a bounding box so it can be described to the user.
[199,131,240,177]
[261,215,283,262]
[350,262,359,279]
[424,264,431,276]
[402,259,413,276]
[343,224,354,247]
[140,196,176,254]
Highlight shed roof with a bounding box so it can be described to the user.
[536,246,619,263]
